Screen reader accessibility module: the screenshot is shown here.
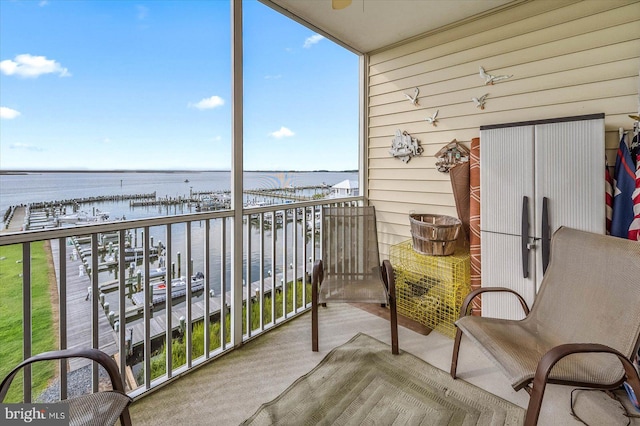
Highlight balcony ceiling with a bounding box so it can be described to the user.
[261,0,521,53]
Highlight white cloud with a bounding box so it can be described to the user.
[189,95,225,110]
[264,74,282,80]
[0,54,71,78]
[0,107,21,120]
[10,143,44,152]
[303,34,324,48]
[103,137,112,144]
[269,126,295,139]
[39,1,49,6]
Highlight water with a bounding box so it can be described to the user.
[0,170,356,218]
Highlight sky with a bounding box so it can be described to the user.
[0,0,359,171]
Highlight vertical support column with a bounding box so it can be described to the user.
[231,0,244,347]
[359,54,368,205]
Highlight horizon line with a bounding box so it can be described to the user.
[0,169,358,174]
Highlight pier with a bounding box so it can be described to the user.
[49,239,119,371]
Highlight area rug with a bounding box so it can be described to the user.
[242,333,525,425]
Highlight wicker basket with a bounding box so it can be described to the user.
[409,214,461,256]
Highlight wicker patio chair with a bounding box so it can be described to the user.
[311,205,399,354]
[1,348,132,426]
[450,226,640,425]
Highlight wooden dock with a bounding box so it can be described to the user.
[2,206,26,232]
[125,274,287,349]
[49,239,119,371]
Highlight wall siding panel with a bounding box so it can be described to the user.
[367,0,640,258]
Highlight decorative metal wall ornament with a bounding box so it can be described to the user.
[479,66,513,85]
[472,93,489,110]
[389,129,423,163]
[435,139,470,173]
[404,88,420,106]
[425,109,439,126]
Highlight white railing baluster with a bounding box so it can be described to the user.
[143,227,151,389]
[22,242,32,403]
[91,234,99,393]
[259,212,264,331]
[185,223,192,368]
[270,211,276,326]
[204,219,211,358]
[58,238,68,400]
[220,218,227,351]
[118,230,127,390]
[165,225,173,377]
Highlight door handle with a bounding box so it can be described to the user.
[521,196,529,278]
[541,197,550,274]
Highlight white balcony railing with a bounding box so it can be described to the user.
[0,197,361,403]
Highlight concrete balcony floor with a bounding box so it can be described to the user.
[129,304,639,425]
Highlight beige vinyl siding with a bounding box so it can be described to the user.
[367,0,640,257]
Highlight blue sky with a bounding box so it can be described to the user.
[0,0,359,171]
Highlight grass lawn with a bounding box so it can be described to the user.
[0,241,57,402]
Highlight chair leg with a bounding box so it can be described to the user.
[312,279,319,352]
[450,328,463,379]
[389,296,399,355]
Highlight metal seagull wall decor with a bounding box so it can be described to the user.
[472,93,489,110]
[479,66,512,85]
[404,88,420,106]
[425,110,439,126]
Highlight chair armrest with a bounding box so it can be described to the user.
[526,343,640,426]
[312,259,324,287]
[381,260,395,295]
[458,287,530,319]
[1,348,127,401]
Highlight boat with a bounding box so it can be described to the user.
[135,267,166,279]
[150,272,205,298]
[184,179,190,183]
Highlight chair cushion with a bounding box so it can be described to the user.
[61,391,131,426]
[319,276,388,304]
[456,315,625,391]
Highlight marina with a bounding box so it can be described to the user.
[0,170,354,391]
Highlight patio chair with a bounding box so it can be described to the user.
[1,348,132,426]
[311,205,399,354]
[450,226,640,425]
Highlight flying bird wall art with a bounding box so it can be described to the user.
[404,88,420,106]
[425,110,439,126]
[479,66,512,85]
[472,94,489,110]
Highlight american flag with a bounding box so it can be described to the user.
[628,148,640,241]
[605,159,613,235]
[611,134,636,238]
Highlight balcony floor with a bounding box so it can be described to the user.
[129,304,638,425]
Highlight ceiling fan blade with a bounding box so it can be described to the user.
[332,0,352,10]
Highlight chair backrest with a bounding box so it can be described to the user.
[529,227,640,358]
[321,205,381,285]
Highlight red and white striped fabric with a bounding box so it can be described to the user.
[628,152,640,241]
[606,160,613,235]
